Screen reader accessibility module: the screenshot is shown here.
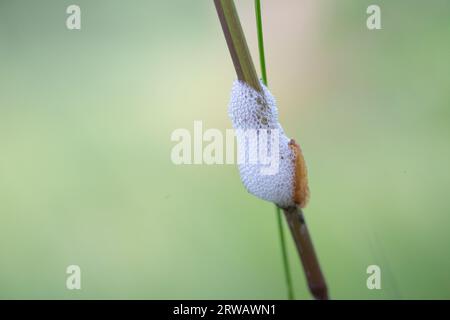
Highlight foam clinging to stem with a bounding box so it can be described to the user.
[228,80,309,208]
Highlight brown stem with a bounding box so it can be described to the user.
[214,0,329,300]
[214,0,262,92]
[282,206,329,300]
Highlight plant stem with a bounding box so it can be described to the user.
[283,207,329,300]
[255,0,268,86]
[255,0,294,300]
[214,0,328,300]
[214,0,262,92]
[276,206,294,300]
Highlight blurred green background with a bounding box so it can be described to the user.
[0,0,449,299]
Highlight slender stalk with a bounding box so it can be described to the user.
[283,207,329,300]
[276,207,294,300]
[255,0,268,85]
[214,0,261,92]
[214,0,329,300]
[255,0,294,300]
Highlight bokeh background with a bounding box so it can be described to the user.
[1,0,449,299]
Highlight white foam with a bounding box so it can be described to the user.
[228,80,296,208]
